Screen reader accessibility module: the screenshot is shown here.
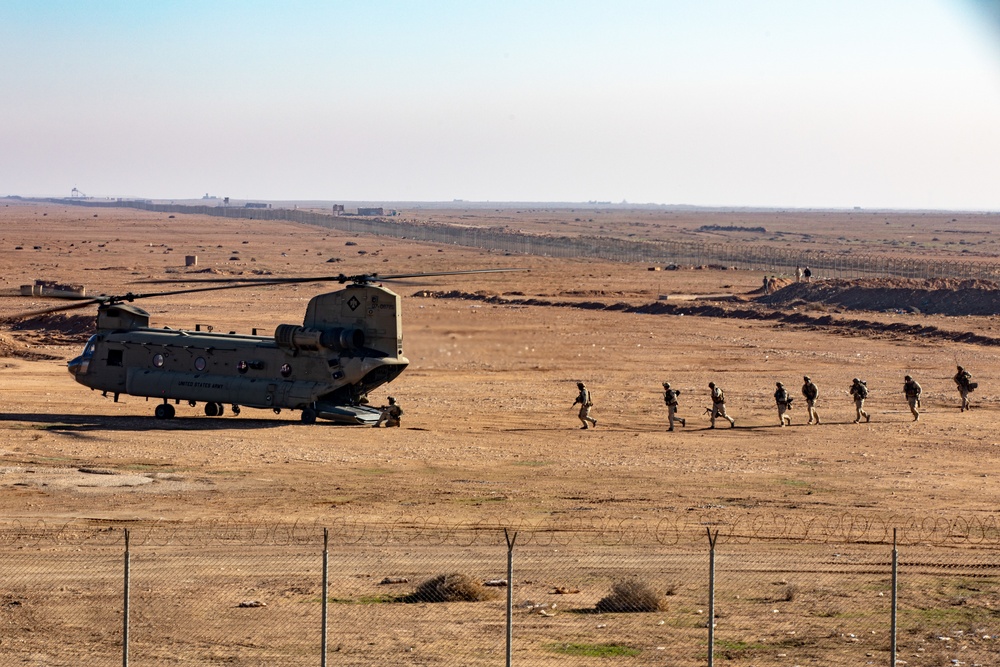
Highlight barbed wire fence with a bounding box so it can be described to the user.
[3,515,1000,666]
[32,198,1000,282]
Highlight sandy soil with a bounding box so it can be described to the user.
[2,201,1000,665]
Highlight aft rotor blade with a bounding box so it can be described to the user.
[138,267,528,285]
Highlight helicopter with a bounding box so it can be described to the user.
[14,269,521,425]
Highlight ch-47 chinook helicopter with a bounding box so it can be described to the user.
[18,269,520,425]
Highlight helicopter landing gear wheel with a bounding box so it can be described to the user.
[155,403,175,419]
[231,405,241,416]
[300,407,317,424]
[204,402,220,417]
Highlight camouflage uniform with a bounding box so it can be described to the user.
[903,375,921,421]
[954,366,974,412]
[374,397,403,428]
[774,382,792,427]
[849,378,870,424]
[801,376,820,425]
[709,382,735,428]
[662,382,686,432]
[573,382,597,429]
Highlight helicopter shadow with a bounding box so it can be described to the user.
[0,412,307,434]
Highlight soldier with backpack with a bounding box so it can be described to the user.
[662,382,686,431]
[774,382,792,427]
[573,381,598,429]
[849,378,870,424]
[802,376,820,425]
[903,375,922,421]
[708,382,736,428]
[954,365,976,412]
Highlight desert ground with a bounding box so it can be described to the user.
[2,201,1000,665]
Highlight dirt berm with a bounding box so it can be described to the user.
[758,278,1000,316]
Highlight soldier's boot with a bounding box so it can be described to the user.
[592,419,598,428]
[730,418,736,428]
[865,413,871,423]
[680,418,686,427]
[580,425,588,429]
[668,427,674,432]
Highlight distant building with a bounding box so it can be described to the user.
[357,207,384,216]
[332,204,345,215]
[244,202,271,209]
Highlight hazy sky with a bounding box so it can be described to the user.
[2,1,999,209]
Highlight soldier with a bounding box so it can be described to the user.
[708,382,735,428]
[903,375,922,421]
[954,365,975,412]
[762,275,770,295]
[662,382,686,432]
[573,381,598,429]
[802,375,820,425]
[373,396,403,428]
[849,378,870,424]
[774,382,792,427]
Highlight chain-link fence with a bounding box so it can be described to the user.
[3,516,1000,666]
[30,197,1000,282]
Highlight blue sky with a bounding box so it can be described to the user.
[2,1,999,208]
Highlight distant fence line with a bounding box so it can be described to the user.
[31,198,1000,281]
[4,512,1000,548]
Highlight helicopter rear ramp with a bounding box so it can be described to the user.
[317,403,383,425]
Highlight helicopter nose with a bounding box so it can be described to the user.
[68,356,86,376]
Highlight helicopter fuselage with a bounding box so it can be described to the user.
[66,283,409,423]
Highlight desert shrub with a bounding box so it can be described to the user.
[782,584,799,602]
[403,573,498,603]
[595,580,668,613]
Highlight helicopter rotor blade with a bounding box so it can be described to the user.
[137,268,528,285]
[3,268,529,322]
[2,280,296,322]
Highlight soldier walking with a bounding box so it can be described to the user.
[708,382,735,428]
[573,381,598,429]
[774,382,792,426]
[849,378,870,423]
[802,375,820,425]
[903,375,922,421]
[662,382,686,432]
[954,365,975,412]
[373,396,403,428]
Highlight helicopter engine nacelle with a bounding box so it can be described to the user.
[274,324,364,352]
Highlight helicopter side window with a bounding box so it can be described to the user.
[152,353,165,368]
[107,349,124,367]
[194,357,207,372]
[237,360,249,374]
[280,363,292,378]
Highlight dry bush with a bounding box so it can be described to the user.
[595,580,668,613]
[404,573,498,603]
[781,584,799,602]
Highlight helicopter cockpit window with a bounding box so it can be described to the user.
[107,349,124,367]
[237,360,249,374]
[81,335,99,359]
[194,357,207,372]
[152,353,165,368]
[280,363,292,378]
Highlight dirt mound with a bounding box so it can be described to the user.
[10,313,95,339]
[760,278,1000,316]
[0,333,63,360]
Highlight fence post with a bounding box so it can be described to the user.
[321,527,329,667]
[706,528,719,667]
[122,528,130,667]
[891,528,898,667]
[505,528,517,667]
